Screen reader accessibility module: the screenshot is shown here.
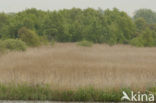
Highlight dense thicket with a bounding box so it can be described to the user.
[0,8,156,47]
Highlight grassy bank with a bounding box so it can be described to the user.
[0,84,155,102]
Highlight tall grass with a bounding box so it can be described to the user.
[0,84,155,101]
[0,83,154,101]
[0,43,156,101]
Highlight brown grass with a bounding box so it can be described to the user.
[0,43,156,90]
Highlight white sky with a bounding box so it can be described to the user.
[0,0,156,16]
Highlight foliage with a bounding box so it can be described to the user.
[0,39,27,51]
[0,8,156,47]
[134,9,156,24]
[130,37,144,47]
[141,28,156,47]
[77,40,93,47]
[0,40,6,52]
[18,27,40,47]
[39,35,49,45]
[0,13,10,38]
[135,18,147,31]
[130,28,156,47]
[0,83,155,102]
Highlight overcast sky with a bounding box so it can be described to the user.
[0,0,156,16]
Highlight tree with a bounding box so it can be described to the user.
[6,8,47,38]
[18,27,40,47]
[0,13,10,38]
[135,18,147,30]
[141,28,155,46]
[43,28,57,41]
[131,28,156,47]
[134,9,156,24]
[0,8,156,47]
[103,8,136,44]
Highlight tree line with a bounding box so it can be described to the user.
[0,8,156,47]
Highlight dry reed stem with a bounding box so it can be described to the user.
[0,43,156,90]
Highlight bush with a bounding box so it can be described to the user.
[130,27,156,47]
[0,40,6,52]
[77,40,93,47]
[141,28,155,47]
[18,27,40,47]
[130,37,144,47]
[0,39,27,51]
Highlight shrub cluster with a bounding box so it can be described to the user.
[0,39,27,52]
[18,27,40,47]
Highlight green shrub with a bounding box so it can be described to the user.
[130,37,144,47]
[0,40,6,53]
[1,39,27,51]
[130,28,156,47]
[77,40,93,47]
[141,28,155,47]
[18,27,40,47]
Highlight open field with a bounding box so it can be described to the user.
[0,43,156,90]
